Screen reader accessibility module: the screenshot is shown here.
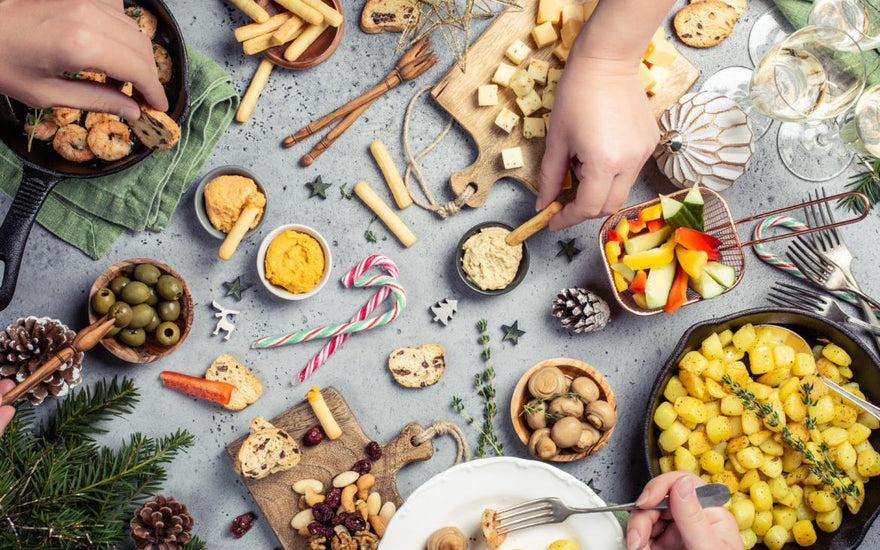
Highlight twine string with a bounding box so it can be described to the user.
[411,420,470,464]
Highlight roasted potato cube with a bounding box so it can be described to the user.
[700,450,725,474]
[848,423,872,446]
[749,480,773,511]
[663,375,688,402]
[659,421,691,453]
[731,498,756,530]
[793,352,817,376]
[653,401,678,430]
[792,519,817,546]
[733,323,757,351]
[674,446,699,473]
[721,395,744,416]
[773,345,796,369]
[674,395,708,424]
[816,506,843,533]
[688,430,712,456]
[857,448,880,477]
[659,455,675,474]
[706,416,733,444]
[753,510,773,536]
[806,489,838,512]
[701,332,724,360]
[680,350,709,374]
[772,505,797,530]
[822,343,852,366]
[680,370,708,401]
[763,524,788,550]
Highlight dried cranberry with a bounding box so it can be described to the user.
[312,502,334,523]
[304,426,324,446]
[352,459,371,475]
[343,513,366,532]
[366,441,382,460]
[307,521,326,537]
[230,511,257,538]
[324,487,342,508]
[330,514,346,526]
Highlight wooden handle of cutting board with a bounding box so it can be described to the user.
[449,155,511,208]
[380,423,435,505]
[505,201,563,246]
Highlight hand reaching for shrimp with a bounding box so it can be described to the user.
[0,0,167,120]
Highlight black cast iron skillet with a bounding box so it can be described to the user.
[0,0,189,311]
[644,308,880,550]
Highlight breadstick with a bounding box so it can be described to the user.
[236,58,274,123]
[234,12,292,42]
[227,0,270,23]
[270,14,306,46]
[300,0,343,27]
[306,386,342,440]
[219,204,261,260]
[354,181,417,248]
[274,0,323,25]
[369,140,412,210]
[242,33,277,55]
[505,201,563,246]
[283,21,330,61]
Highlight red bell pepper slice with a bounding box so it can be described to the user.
[628,218,647,234]
[646,219,667,233]
[664,264,689,314]
[673,228,722,261]
[629,270,648,293]
[607,229,621,242]
[160,371,234,405]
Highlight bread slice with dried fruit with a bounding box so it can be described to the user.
[205,354,263,411]
[236,416,301,480]
[128,104,180,151]
[674,0,738,48]
[481,508,507,550]
[361,0,417,33]
[387,344,445,388]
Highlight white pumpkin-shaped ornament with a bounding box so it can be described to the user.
[654,91,755,192]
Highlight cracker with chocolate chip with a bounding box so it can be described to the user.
[674,0,738,48]
[236,416,301,480]
[387,344,446,388]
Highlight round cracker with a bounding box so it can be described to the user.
[674,1,739,48]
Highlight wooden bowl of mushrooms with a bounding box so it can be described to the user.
[511,358,617,462]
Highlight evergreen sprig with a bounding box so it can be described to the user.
[839,156,880,214]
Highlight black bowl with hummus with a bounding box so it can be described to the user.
[456,222,530,296]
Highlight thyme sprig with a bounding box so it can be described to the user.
[364,216,378,243]
[520,391,585,420]
[24,108,48,153]
[451,396,474,425]
[474,318,503,457]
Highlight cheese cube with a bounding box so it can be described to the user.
[494,107,520,133]
[553,44,570,63]
[506,39,532,65]
[527,59,550,84]
[531,22,558,48]
[501,147,524,169]
[516,90,542,116]
[509,68,535,97]
[542,88,555,110]
[548,67,564,86]
[543,112,552,132]
[653,27,667,43]
[545,81,556,94]
[639,62,656,92]
[583,0,599,20]
[561,5,586,48]
[537,0,562,24]
[644,36,677,67]
[492,62,517,87]
[647,65,670,97]
[477,84,499,106]
[523,117,546,139]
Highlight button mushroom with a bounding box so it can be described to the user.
[570,376,601,403]
[524,398,549,430]
[585,400,617,431]
[427,526,468,550]
[572,423,601,453]
[548,395,584,419]
[550,416,583,448]
[528,366,567,399]
[528,428,559,459]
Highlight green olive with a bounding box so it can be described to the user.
[105,326,122,338]
[118,327,146,347]
[91,288,115,315]
[128,304,156,329]
[133,263,161,285]
[156,275,183,300]
[145,286,159,306]
[109,276,130,296]
[155,321,180,346]
[108,302,133,328]
[145,313,161,333]
[157,300,180,322]
[121,281,151,305]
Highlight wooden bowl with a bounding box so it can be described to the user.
[256,0,344,69]
[511,358,617,462]
[88,258,194,363]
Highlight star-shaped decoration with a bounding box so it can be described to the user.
[557,238,582,262]
[223,276,251,301]
[306,175,331,199]
[501,321,525,344]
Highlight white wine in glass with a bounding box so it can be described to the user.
[840,84,880,156]
[809,0,880,50]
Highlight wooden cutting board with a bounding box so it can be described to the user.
[432,0,701,208]
[226,387,435,550]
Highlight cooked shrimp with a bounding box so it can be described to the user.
[24,116,59,141]
[53,124,94,163]
[125,6,157,39]
[84,112,121,130]
[87,121,132,161]
[153,44,172,84]
[50,107,81,126]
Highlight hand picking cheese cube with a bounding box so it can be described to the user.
[638,62,656,93]
[553,44,570,63]
[561,5,585,48]
[523,117,546,139]
[537,0,562,24]
[516,90,542,117]
[501,147,524,169]
[644,35,677,67]
[548,67,564,86]
[494,107,520,133]
[527,59,550,84]
[542,88,555,110]
[477,84,499,106]
[492,62,517,87]
[505,39,532,65]
[531,22,558,48]
[509,68,535,97]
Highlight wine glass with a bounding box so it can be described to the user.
[809,0,880,50]
[840,83,880,156]
[749,7,795,67]
[750,26,866,181]
[702,67,775,140]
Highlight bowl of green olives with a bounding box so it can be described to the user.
[88,258,194,363]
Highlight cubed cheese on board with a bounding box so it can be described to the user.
[548,67,564,86]
[531,21,558,48]
[553,43,570,63]
[542,88,555,110]
[543,112,552,131]
[506,39,532,64]
[523,117,546,139]
[537,0,562,24]
[645,36,677,67]
[478,84,499,106]
[492,62,517,87]
[561,5,585,47]
[516,90,542,116]
[501,147,524,169]
[583,0,599,20]
[527,59,550,84]
[510,68,535,97]
[639,62,656,92]
[494,107,520,133]
[647,65,670,96]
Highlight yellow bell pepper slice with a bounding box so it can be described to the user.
[639,203,664,222]
[613,271,629,292]
[604,239,621,265]
[675,246,708,280]
[622,239,675,271]
[615,218,631,241]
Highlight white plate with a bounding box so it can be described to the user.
[381,457,625,550]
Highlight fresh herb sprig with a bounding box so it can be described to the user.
[24,108,48,153]
[451,396,474,425]
[520,391,585,421]
[364,216,378,243]
[474,319,503,457]
[839,156,880,214]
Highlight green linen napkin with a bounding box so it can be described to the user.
[774,0,880,85]
[0,46,238,259]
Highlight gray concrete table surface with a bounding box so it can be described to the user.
[2,0,880,547]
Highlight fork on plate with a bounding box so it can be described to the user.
[494,483,730,535]
[768,282,880,336]
[786,239,880,312]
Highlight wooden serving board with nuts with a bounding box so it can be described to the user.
[226,387,434,550]
[432,0,700,208]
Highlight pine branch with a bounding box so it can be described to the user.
[839,156,880,214]
[185,536,208,550]
[43,376,138,443]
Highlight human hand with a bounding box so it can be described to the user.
[0,379,16,438]
[0,0,167,120]
[537,56,659,230]
[626,471,742,550]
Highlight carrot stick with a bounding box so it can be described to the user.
[160,371,234,405]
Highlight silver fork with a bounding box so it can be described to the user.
[786,239,880,312]
[495,483,730,535]
[768,282,880,335]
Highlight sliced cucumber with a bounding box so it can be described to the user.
[645,261,677,309]
[704,261,737,288]
[690,272,726,299]
[611,262,636,282]
[660,194,701,230]
[623,226,673,255]
[682,184,705,232]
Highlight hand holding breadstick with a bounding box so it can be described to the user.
[354,181,417,248]
[219,203,262,260]
[227,0,270,23]
[505,201,563,246]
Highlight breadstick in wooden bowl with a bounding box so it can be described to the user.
[354,180,418,248]
[234,13,292,42]
[369,139,412,210]
[236,58,275,123]
[274,0,323,25]
[271,14,306,46]
[227,0,270,23]
[242,33,278,55]
[300,0,343,27]
[284,21,330,61]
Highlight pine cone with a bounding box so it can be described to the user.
[130,495,194,550]
[551,288,611,333]
[0,317,83,405]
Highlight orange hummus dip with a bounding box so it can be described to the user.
[204,175,266,233]
[264,230,325,294]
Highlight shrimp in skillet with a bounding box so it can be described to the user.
[53,124,94,163]
[125,6,157,39]
[24,114,59,141]
[84,112,121,130]
[87,120,132,161]
[50,107,81,126]
[153,44,172,84]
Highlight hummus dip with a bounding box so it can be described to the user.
[204,175,266,233]
[461,226,523,291]
[264,230,325,294]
